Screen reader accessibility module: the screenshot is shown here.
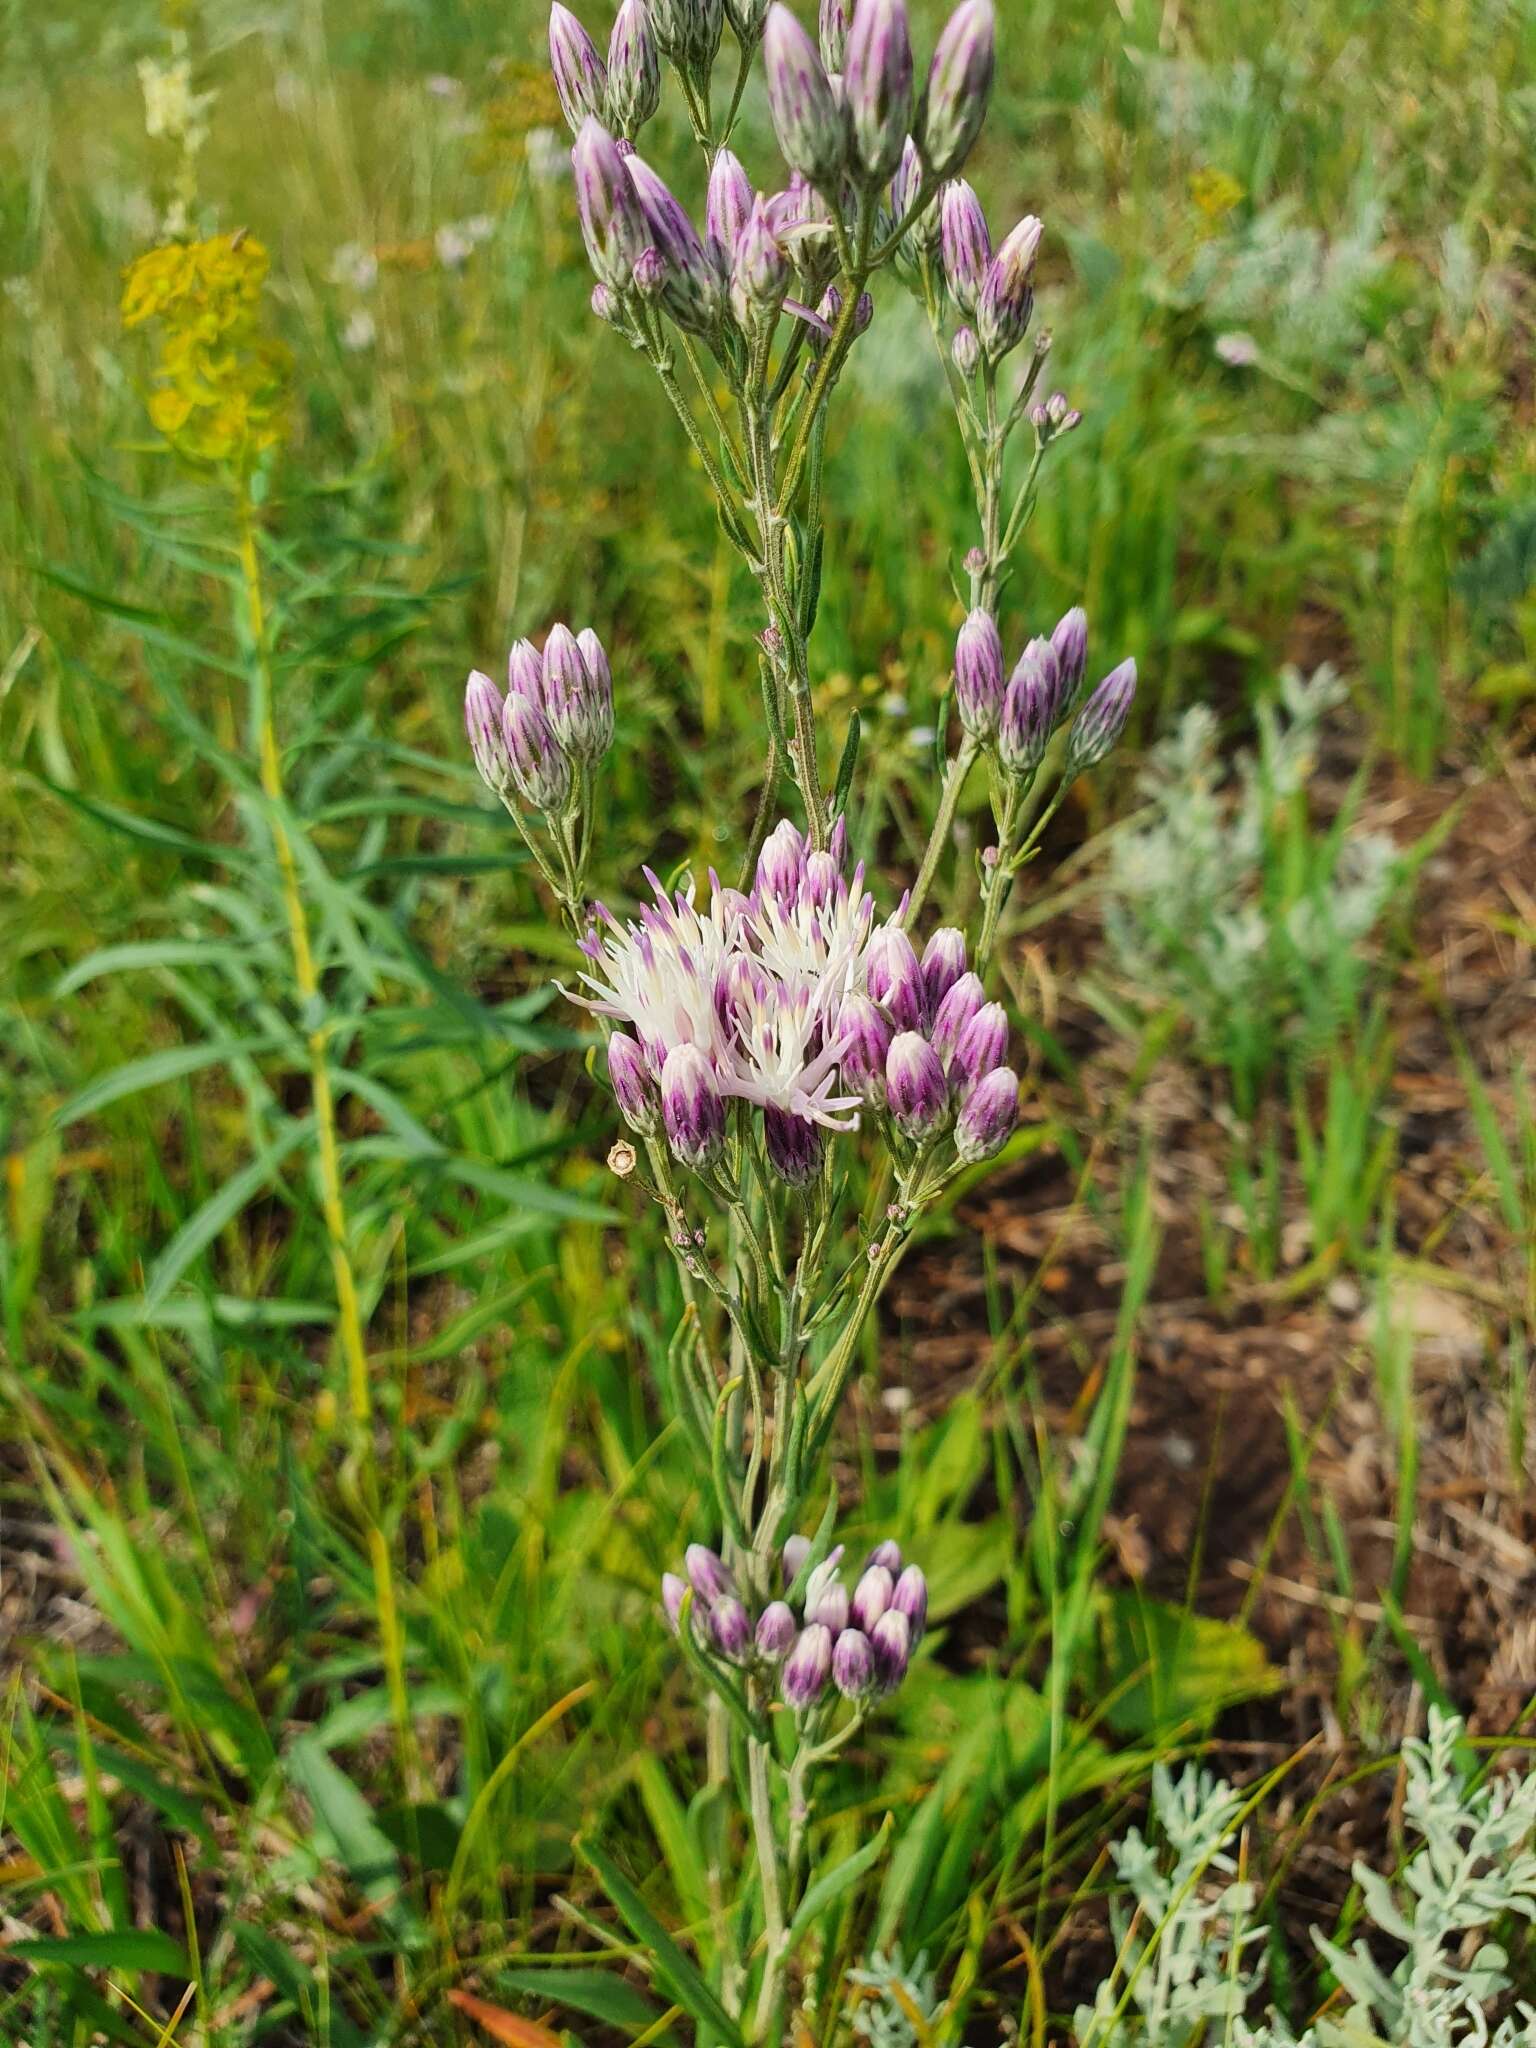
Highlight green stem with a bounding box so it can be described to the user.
[904,734,979,928]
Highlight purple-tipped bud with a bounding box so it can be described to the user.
[507,637,543,703]
[921,0,995,180]
[782,1533,812,1586]
[764,4,848,190]
[809,1578,850,1633]
[838,992,895,1107]
[633,245,667,299]
[865,922,927,1032]
[892,1562,927,1642]
[782,1621,833,1707]
[466,670,511,794]
[626,153,724,330]
[606,0,661,135]
[590,282,623,325]
[939,179,990,315]
[756,817,806,903]
[813,284,874,346]
[764,1106,824,1186]
[829,813,849,870]
[892,134,940,252]
[1051,606,1089,698]
[710,1595,752,1659]
[977,212,1042,359]
[662,1044,727,1169]
[956,1064,1018,1162]
[503,692,571,812]
[802,1552,844,1614]
[730,195,791,329]
[706,149,755,269]
[832,1626,876,1699]
[572,117,649,289]
[686,1543,735,1603]
[955,607,1005,741]
[997,640,1062,776]
[803,849,840,908]
[851,1563,894,1633]
[543,623,614,760]
[662,1572,688,1631]
[550,4,610,135]
[931,971,985,1070]
[756,1600,798,1661]
[865,1538,903,1572]
[1067,658,1137,771]
[819,0,852,70]
[921,927,968,1012]
[871,1608,911,1690]
[607,1031,657,1133]
[886,1031,949,1141]
[952,324,980,378]
[952,1000,1007,1089]
[844,0,913,184]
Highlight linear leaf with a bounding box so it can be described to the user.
[577,1835,744,2048]
[142,1118,314,1310]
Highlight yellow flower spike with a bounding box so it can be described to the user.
[1190,166,1245,224]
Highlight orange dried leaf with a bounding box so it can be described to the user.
[447,1988,566,2048]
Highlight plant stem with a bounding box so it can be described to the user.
[904,734,979,928]
[748,1713,788,2041]
[234,483,372,1430]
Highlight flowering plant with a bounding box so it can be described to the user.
[463,0,1139,2035]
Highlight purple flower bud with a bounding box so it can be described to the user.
[730,195,791,328]
[844,0,912,184]
[952,324,980,378]
[607,1030,657,1133]
[921,927,968,1013]
[819,0,852,70]
[550,4,610,135]
[706,148,755,270]
[1067,657,1137,771]
[931,970,985,1070]
[838,992,895,1107]
[507,637,543,703]
[465,670,510,794]
[952,1000,1007,1089]
[851,1563,894,1633]
[782,1621,833,1707]
[606,0,661,135]
[1051,606,1088,698]
[633,245,667,299]
[886,1030,949,1140]
[871,1607,911,1690]
[803,849,840,908]
[764,4,848,190]
[543,622,613,760]
[503,692,571,812]
[661,1044,727,1169]
[764,1106,824,1186]
[686,1543,735,1603]
[802,1551,845,1614]
[782,1532,812,1586]
[865,1538,903,1572]
[940,179,989,315]
[572,117,649,289]
[590,282,623,325]
[757,818,807,903]
[710,1595,752,1659]
[809,1578,850,1633]
[626,152,724,330]
[997,640,1062,776]
[892,1562,927,1641]
[662,1572,688,1631]
[832,1626,876,1699]
[956,1064,1018,1162]
[650,0,723,69]
[921,0,995,180]
[865,922,927,1032]
[954,607,1004,741]
[757,1600,798,1660]
[891,134,939,252]
[977,212,1041,359]
[829,813,849,870]
[577,628,615,749]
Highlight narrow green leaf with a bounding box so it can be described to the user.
[8,1929,192,1976]
[492,1965,661,2032]
[55,1036,287,1125]
[577,1834,745,2048]
[143,1117,314,1310]
[785,1813,891,1952]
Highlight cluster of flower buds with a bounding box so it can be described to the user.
[839,919,1018,1162]
[954,604,1136,781]
[939,178,1043,369]
[550,0,663,140]
[465,624,614,816]
[663,1535,926,1708]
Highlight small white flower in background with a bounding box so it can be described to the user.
[434,216,495,271]
[526,126,568,184]
[341,308,376,353]
[906,724,936,753]
[426,73,462,97]
[329,242,379,294]
[1215,329,1259,366]
[137,54,215,156]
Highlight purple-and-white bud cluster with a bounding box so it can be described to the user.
[953,603,1136,781]
[938,178,1043,367]
[573,818,1015,1174]
[465,623,614,816]
[662,1535,926,1709]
